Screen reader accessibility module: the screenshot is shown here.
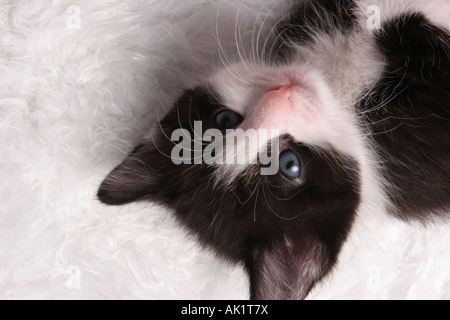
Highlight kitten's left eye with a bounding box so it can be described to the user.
[279,149,301,179]
[214,110,243,130]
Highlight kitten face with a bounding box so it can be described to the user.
[208,63,364,156]
[98,63,363,299]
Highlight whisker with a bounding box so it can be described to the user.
[253,186,260,223]
[262,184,312,221]
[266,182,314,201]
[232,179,261,206]
[262,6,296,65]
[235,1,249,70]
[356,63,410,117]
[250,0,267,67]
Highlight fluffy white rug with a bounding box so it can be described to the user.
[0,0,449,300]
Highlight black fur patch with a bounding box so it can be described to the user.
[359,13,450,220]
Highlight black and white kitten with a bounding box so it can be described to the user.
[98,0,450,300]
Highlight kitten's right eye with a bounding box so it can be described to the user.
[213,110,243,130]
[279,149,301,179]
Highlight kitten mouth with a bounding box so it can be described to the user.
[241,85,296,131]
[268,77,314,100]
[268,85,294,103]
[243,79,320,132]
[262,85,294,111]
[270,85,293,94]
[264,83,311,111]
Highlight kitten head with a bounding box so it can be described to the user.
[97,61,363,299]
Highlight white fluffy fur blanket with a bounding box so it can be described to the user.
[0,0,449,300]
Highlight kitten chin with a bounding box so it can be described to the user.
[98,0,450,300]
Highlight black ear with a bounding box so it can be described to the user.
[97,144,160,206]
[247,237,334,300]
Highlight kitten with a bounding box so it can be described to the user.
[97,0,450,300]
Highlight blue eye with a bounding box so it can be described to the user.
[214,110,243,130]
[279,149,301,179]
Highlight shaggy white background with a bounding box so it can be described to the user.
[0,0,449,300]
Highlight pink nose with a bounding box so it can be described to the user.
[242,86,294,130]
